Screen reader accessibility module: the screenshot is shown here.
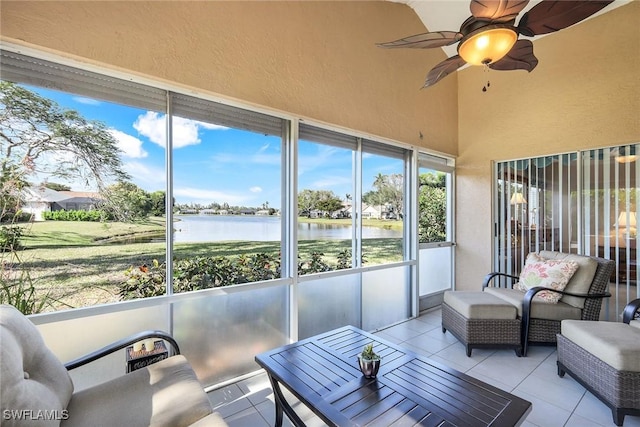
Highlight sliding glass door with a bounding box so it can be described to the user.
[494,144,640,317]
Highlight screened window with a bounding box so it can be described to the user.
[297,124,356,273]
[361,139,406,266]
[0,80,167,310]
[170,94,284,291]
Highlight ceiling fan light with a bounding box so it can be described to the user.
[458,27,518,66]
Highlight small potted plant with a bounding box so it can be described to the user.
[358,343,381,379]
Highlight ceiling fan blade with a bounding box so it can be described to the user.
[424,56,467,88]
[377,31,462,49]
[517,0,614,36]
[470,0,530,22]
[489,39,538,72]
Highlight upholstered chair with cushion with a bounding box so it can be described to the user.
[482,251,615,356]
[557,298,640,426]
[0,304,227,427]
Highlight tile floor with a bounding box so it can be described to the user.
[207,307,640,427]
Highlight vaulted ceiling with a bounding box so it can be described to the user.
[392,0,631,58]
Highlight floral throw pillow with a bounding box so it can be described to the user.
[515,253,579,303]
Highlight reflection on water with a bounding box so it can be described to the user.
[174,215,400,242]
[103,215,401,244]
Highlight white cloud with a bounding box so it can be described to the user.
[174,187,247,204]
[73,97,101,106]
[123,161,165,190]
[133,111,228,149]
[310,176,352,190]
[250,186,262,193]
[109,129,148,158]
[298,145,343,175]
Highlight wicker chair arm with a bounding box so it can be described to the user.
[523,287,612,301]
[522,287,611,320]
[622,298,640,324]
[64,330,180,371]
[482,272,519,289]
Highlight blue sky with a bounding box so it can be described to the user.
[26,85,401,208]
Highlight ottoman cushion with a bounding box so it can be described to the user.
[561,320,640,372]
[443,291,517,320]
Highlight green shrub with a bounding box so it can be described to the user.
[43,209,111,222]
[119,259,166,299]
[0,226,23,252]
[119,251,344,300]
[298,252,332,275]
[0,255,49,314]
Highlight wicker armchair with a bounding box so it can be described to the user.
[483,251,615,356]
[557,298,640,425]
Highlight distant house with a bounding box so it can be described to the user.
[362,205,381,219]
[21,187,102,221]
[255,210,270,216]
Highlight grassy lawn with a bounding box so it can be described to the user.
[7,217,402,311]
[300,217,403,231]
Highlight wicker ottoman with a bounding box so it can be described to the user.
[442,291,522,357]
[557,320,640,426]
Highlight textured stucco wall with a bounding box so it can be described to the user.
[3,0,639,294]
[0,0,458,155]
[455,1,640,289]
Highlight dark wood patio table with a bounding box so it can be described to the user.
[255,325,531,427]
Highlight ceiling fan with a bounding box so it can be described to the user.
[377,0,615,88]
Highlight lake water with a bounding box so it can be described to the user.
[173,215,401,242]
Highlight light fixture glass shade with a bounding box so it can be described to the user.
[510,192,527,205]
[458,27,518,65]
[617,211,637,228]
[615,155,637,164]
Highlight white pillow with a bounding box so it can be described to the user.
[515,253,579,303]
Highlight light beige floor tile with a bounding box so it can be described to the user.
[223,407,270,427]
[235,372,273,406]
[208,383,254,418]
[574,391,640,427]
[510,390,572,427]
[514,371,586,411]
[400,317,440,333]
[377,322,424,342]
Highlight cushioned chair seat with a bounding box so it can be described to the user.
[443,291,517,319]
[484,287,583,321]
[442,291,521,357]
[1,304,225,427]
[561,320,640,372]
[479,252,614,356]
[63,355,218,427]
[557,298,640,426]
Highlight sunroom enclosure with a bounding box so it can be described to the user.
[0,49,455,390]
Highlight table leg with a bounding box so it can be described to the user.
[267,373,306,427]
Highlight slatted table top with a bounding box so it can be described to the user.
[255,325,531,427]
